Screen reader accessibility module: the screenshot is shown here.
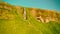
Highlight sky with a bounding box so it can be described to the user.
[3,0,60,11]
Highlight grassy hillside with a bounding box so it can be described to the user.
[0,2,60,34]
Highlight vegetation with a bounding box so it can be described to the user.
[0,2,60,34]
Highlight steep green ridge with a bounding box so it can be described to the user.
[0,2,60,34]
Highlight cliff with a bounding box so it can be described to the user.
[0,2,60,34]
[0,2,60,23]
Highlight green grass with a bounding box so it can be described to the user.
[0,3,60,34]
[0,15,60,34]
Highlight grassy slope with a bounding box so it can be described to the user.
[0,3,60,34]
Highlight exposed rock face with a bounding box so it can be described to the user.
[26,8,60,22]
[0,2,16,19]
[0,2,60,23]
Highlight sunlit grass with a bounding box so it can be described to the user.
[0,2,60,34]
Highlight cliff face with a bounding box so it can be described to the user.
[26,8,60,22]
[0,2,16,19]
[0,2,60,23]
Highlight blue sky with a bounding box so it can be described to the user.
[3,0,60,11]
